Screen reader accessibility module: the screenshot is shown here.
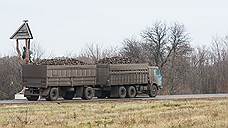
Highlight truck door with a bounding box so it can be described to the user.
[148,67,163,88]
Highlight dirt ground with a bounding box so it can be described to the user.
[0,98,227,128]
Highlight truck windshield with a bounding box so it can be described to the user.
[155,69,161,76]
[153,68,163,88]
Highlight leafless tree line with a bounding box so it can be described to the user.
[78,43,120,64]
[185,37,228,94]
[0,56,22,99]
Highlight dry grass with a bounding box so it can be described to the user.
[0,99,228,128]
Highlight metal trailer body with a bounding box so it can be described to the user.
[23,64,96,101]
[97,64,149,86]
[95,64,162,98]
[22,63,163,101]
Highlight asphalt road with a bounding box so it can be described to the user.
[0,93,228,104]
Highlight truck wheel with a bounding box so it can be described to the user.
[62,91,75,100]
[148,84,158,97]
[46,87,59,101]
[118,86,126,98]
[82,87,94,100]
[127,86,137,98]
[26,96,39,101]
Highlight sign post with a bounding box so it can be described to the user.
[10,20,33,64]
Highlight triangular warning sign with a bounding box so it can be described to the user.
[10,22,33,39]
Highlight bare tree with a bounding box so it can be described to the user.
[209,37,228,92]
[141,22,169,69]
[83,43,102,63]
[79,43,119,64]
[30,42,45,62]
[190,47,211,93]
[167,23,191,94]
[121,38,146,63]
[139,22,192,94]
[101,46,119,58]
[0,56,22,99]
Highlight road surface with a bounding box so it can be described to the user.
[0,93,228,104]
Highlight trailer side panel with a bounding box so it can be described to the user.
[46,65,96,87]
[109,64,149,86]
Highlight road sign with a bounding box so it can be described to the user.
[10,21,33,39]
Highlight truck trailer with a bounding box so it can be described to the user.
[22,63,163,101]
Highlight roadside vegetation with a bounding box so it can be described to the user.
[0,99,227,128]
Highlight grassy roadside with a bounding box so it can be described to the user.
[0,99,227,128]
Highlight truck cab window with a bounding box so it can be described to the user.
[154,68,161,76]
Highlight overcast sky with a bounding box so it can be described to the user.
[0,0,228,57]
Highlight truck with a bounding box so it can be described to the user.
[22,63,163,101]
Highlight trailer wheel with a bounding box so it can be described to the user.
[118,86,127,98]
[62,91,75,100]
[46,87,59,101]
[82,87,94,100]
[148,84,158,97]
[127,86,137,98]
[26,96,39,101]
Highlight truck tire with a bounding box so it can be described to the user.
[82,87,94,100]
[126,86,137,98]
[46,87,59,101]
[148,84,158,97]
[118,86,126,98]
[26,96,39,101]
[62,91,75,100]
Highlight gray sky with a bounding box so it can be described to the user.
[1,0,228,57]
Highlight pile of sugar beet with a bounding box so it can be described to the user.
[34,56,139,65]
